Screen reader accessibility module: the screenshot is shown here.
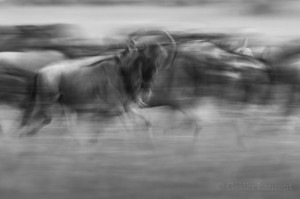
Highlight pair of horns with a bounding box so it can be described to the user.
[127,29,177,69]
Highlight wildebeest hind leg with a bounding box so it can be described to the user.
[19,116,51,137]
[19,104,53,137]
[20,104,35,127]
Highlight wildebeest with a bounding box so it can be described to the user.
[258,44,300,116]
[136,37,270,138]
[0,64,37,135]
[21,30,177,138]
[208,39,271,105]
[136,40,235,136]
[0,50,69,135]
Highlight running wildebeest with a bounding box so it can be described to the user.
[0,64,37,135]
[136,37,270,138]
[259,44,300,116]
[21,30,177,138]
[134,40,237,136]
[0,24,80,135]
[208,39,271,105]
[0,50,69,135]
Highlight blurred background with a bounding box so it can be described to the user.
[0,1,300,199]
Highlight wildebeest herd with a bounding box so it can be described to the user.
[1,24,300,141]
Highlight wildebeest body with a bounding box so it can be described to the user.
[24,44,170,136]
[58,59,127,115]
[14,29,177,136]
[34,55,125,114]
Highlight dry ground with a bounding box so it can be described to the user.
[0,5,300,199]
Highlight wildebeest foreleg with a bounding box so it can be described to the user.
[179,108,202,138]
[164,106,202,138]
[130,107,151,127]
[119,106,153,138]
[129,107,153,138]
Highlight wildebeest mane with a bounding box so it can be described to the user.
[85,54,120,67]
[118,49,146,102]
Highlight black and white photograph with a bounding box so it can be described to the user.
[0,0,299,198]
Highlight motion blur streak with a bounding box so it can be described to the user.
[0,1,300,199]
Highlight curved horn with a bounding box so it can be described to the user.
[160,30,177,69]
[242,38,248,48]
[128,28,177,69]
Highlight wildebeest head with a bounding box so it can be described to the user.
[120,29,177,106]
